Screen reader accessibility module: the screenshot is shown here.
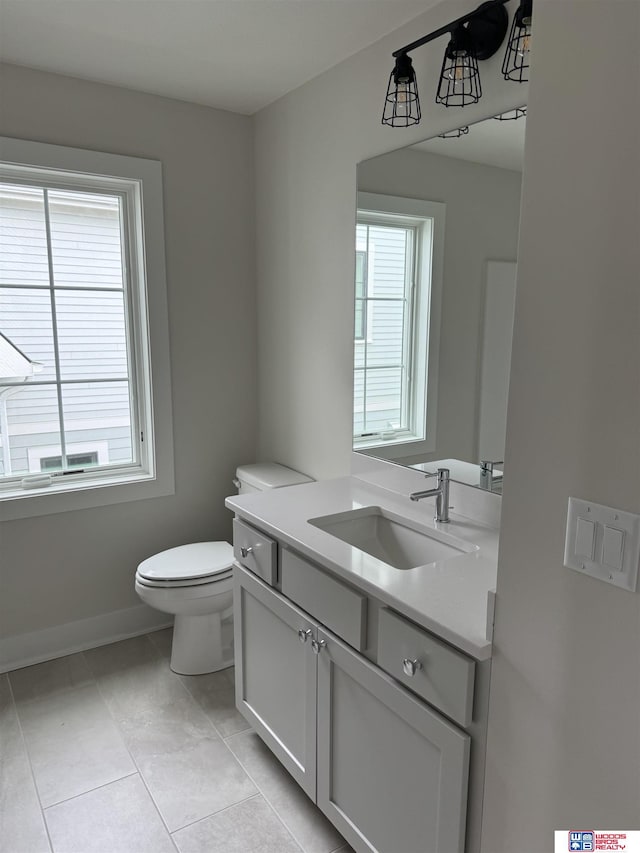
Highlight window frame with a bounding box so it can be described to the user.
[354,249,368,341]
[0,136,174,521]
[353,192,445,462]
[354,215,417,438]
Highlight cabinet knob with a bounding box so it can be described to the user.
[240,546,253,558]
[311,638,327,655]
[298,628,312,644]
[402,658,422,677]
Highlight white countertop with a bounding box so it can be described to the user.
[225,476,499,661]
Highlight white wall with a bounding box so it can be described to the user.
[254,0,639,845]
[0,64,257,640]
[482,1,640,843]
[358,147,522,465]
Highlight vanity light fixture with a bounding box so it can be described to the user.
[502,0,532,82]
[438,125,470,138]
[382,0,530,127]
[494,106,527,120]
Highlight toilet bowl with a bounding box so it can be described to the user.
[136,463,314,676]
[135,541,234,675]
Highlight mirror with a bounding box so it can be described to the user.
[353,110,526,492]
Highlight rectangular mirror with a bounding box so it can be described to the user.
[353,110,526,492]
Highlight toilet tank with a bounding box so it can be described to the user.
[234,463,313,494]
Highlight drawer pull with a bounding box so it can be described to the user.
[402,658,422,677]
[240,546,254,558]
[298,628,312,644]
[311,638,327,655]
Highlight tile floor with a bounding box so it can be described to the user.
[0,628,351,853]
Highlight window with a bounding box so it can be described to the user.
[26,440,109,475]
[41,452,99,472]
[0,137,173,520]
[354,251,367,340]
[353,193,445,457]
[354,218,416,438]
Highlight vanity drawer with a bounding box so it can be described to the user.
[233,518,278,586]
[377,607,475,727]
[280,550,367,651]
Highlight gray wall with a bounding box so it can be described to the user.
[358,148,522,465]
[0,64,257,638]
[253,0,639,845]
[482,1,640,843]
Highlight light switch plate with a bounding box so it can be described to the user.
[564,498,640,592]
[574,516,595,560]
[602,525,625,570]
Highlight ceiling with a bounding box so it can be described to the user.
[414,112,526,171]
[0,0,435,115]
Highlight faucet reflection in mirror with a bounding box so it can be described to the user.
[382,0,530,127]
[353,111,525,492]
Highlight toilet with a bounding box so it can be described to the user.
[135,463,313,675]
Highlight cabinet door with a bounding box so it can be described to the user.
[316,628,470,853]
[234,566,317,799]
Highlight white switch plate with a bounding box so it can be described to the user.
[564,498,640,592]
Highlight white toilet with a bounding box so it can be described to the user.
[135,463,313,675]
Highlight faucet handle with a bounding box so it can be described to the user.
[423,467,450,479]
[480,459,503,472]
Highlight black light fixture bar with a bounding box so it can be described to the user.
[383,0,529,127]
[391,0,508,59]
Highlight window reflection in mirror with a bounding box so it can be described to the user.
[353,110,526,492]
[354,195,445,459]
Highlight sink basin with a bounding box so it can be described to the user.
[308,506,476,570]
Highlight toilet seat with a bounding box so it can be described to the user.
[136,541,233,587]
[135,569,233,589]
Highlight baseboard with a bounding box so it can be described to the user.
[0,604,173,674]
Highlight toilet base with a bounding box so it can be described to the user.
[170,611,234,675]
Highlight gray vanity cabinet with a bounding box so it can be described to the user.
[316,627,470,853]
[234,556,472,853]
[233,566,317,799]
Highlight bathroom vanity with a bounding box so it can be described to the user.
[225,474,499,853]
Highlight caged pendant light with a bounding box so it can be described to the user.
[382,53,421,127]
[494,106,527,120]
[502,0,533,82]
[436,24,482,107]
[382,0,531,127]
[438,125,470,138]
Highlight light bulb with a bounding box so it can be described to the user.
[448,55,471,86]
[396,82,409,104]
[518,30,531,58]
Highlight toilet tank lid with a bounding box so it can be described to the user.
[235,462,313,491]
[137,541,234,582]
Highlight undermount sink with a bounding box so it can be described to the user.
[308,506,477,570]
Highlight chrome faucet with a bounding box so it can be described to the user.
[479,459,503,491]
[409,468,450,523]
